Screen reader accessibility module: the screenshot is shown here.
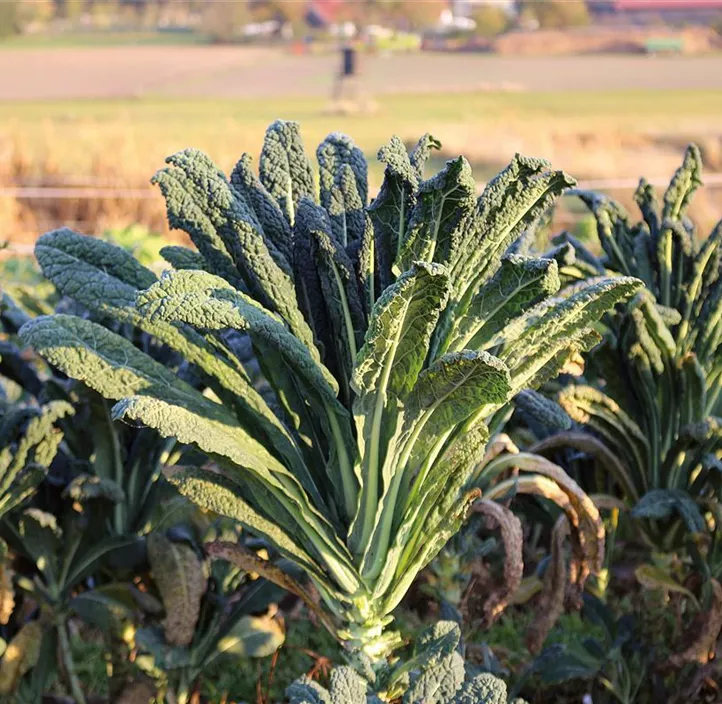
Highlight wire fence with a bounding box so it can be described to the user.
[5,173,722,200]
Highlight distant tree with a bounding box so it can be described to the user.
[0,0,20,39]
[374,0,446,30]
[471,4,510,37]
[201,1,250,43]
[272,0,308,36]
[17,0,56,29]
[520,0,590,29]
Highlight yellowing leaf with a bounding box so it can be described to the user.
[0,562,14,626]
[0,620,42,694]
[216,611,285,659]
[635,564,700,608]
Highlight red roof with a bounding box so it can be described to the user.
[613,0,722,8]
[309,0,346,23]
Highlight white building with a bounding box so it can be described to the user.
[451,0,517,18]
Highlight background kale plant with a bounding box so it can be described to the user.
[0,280,286,703]
[530,146,722,554]
[522,145,722,698]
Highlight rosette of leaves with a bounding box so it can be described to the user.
[530,146,722,554]
[288,620,526,704]
[19,120,640,666]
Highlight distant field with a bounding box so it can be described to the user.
[2,46,722,100]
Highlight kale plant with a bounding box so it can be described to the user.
[0,283,283,702]
[287,621,526,703]
[523,146,722,683]
[19,121,640,668]
[533,146,722,553]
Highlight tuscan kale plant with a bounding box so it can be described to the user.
[1,284,284,702]
[19,121,640,670]
[524,146,722,683]
[532,146,722,554]
[287,620,525,703]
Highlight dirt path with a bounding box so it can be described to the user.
[2,46,722,100]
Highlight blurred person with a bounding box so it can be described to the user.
[332,35,360,103]
[329,27,376,114]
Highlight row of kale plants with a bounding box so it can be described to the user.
[0,122,719,703]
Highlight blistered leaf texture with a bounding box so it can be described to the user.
[147,532,207,647]
[260,120,316,224]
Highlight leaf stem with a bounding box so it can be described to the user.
[325,402,358,522]
[57,614,87,704]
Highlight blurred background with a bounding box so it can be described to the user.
[1,0,722,257]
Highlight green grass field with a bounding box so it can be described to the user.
[0,30,212,49]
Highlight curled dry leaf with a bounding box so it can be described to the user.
[668,578,722,667]
[481,434,520,465]
[480,435,521,506]
[465,499,523,627]
[526,516,570,655]
[530,431,639,505]
[485,453,605,592]
[147,532,208,647]
[0,619,42,694]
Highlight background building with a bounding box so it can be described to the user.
[589,0,722,24]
